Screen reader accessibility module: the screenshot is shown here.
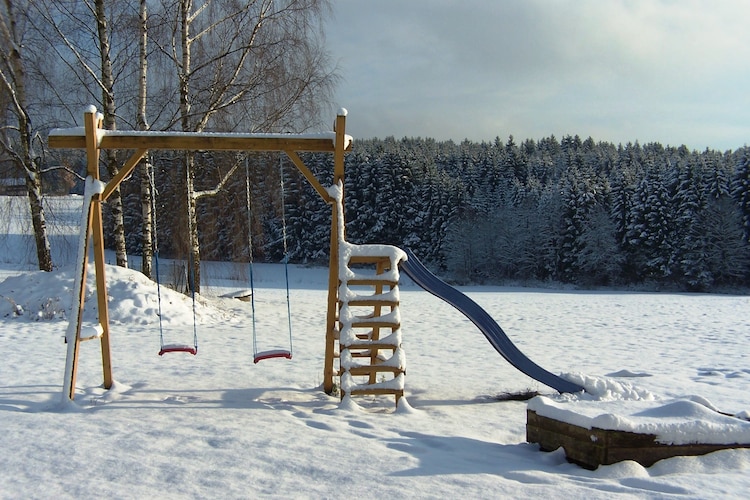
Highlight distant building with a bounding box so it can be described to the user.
[0,177,26,196]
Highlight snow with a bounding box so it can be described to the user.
[2,195,750,498]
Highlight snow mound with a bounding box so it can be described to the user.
[395,397,418,414]
[0,264,229,326]
[338,395,363,413]
[562,372,657,401]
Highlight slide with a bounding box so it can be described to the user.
[399,249,584,394]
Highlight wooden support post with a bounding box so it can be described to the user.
[64,196,94,400]
[284,150,333,204]
[64,109,114,400]
[323,109,348,395]
[333,110,347,182]
[91,197,113,389]
[323,207,339,394]
[84,109,114,391]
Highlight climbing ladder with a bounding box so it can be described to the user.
[336,243,407,405]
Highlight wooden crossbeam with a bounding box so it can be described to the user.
[49,130,351,153]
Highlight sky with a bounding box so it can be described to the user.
[324,0,750,151]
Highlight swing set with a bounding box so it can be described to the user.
[148,154,294,362]
[51,107,350,401]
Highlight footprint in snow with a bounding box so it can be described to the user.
[348,419,375,430]
[164,395,199,404]
[304,420,335,432]
[605,369,652,378]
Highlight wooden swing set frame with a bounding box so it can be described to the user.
[50,107,351,400]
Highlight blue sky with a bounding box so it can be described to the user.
[325,0,749,151]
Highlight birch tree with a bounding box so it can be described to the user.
[93,0,128,267]
[0,0,53,271]
[31,0,134,268]
[151,0,337,293]
[136,0,154,278]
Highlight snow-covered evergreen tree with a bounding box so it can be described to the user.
[731,149,750,245]
[671,159,709,289]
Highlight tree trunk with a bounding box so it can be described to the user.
[140,161,153,278]
[137,0,153,278]
[95,0,127,268]
[25,159,53,271]
[185,153,200,293]
[178,0,200,293]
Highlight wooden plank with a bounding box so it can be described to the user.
[344,366,403,376]
[346,388,404,406]
[347,319,400,329]
[66,193,95,400]
[49,132,350,153]
[334,112,347,181]
[348,387,403,396]
[91,196,113,390]
[323,198,340,395]
[100,149,148,201]
[347,255,393,266]
[346,278,398,287]
[346,298,398,307]
[284,150,333,203]
[341,342,399,351]
[348,351,390,358]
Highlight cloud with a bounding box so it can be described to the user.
[326,0,750,150]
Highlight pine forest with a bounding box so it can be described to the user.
[108,136,750,292]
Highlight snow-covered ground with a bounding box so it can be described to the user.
[1,195,750,499]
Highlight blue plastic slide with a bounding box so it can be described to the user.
[400,249,584,394]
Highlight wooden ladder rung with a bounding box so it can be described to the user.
[345,278,398,287]
[346,298,399,307]
[347,351,390,359]
[347,255,393,266]
[348,319,400,328]
[347,388,404,398]
[341,342,399,351]
[345,366,403,376]
[79,323,104,342]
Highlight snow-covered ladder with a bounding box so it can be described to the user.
[337,244,407,406]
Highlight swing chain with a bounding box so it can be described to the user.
[246,153,293,362]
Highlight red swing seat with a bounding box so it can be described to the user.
[159,344,198,356]
[253,349,292,363]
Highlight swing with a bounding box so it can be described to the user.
[149,163,199,356]
[246,154,294,364]
[157,259,198,356]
